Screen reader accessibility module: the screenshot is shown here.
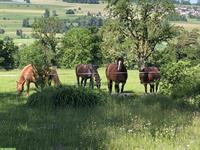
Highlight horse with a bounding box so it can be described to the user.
[139,66,161,93]
[106,57,128,93]
[17,64,61,96]
[75,64,101,89]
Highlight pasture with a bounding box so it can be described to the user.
[0,68,200,149]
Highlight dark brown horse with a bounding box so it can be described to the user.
[17,64,61,96]
[106,57,128,93]
[75,64,101,89]
[139,66,161,93]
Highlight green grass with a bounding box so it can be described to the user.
[0,68,200,149]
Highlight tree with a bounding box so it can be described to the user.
[61,28,95,68]
[24,0,30,3]
[100,19,136,68]
[44,9,50,18]
[16,29,23,37]
[0,29,5,34]
[22,18,30,27]
[108,0,179,69]
[32,17,60,54]
[0,39,18,69]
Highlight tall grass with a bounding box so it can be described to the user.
[0,69,200,149]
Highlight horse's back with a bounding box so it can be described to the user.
[140,66,160,83]
[148,67,160,82]
[76,64,92,78]
[20,64,36,81]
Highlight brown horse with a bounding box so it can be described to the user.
[17,64,61,95]
[139,66,161,93]
[106,57,128,93]
[75,64,101,89]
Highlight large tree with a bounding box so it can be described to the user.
[108,0,179,69]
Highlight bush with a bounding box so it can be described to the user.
[160,61,200,98]
[0,29,5,34]
[27,85,107,108]
[65,9,75,14]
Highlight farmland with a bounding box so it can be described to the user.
[0,68,200,149]
[0,0,200,45]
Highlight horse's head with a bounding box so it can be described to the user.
[16,81,24,95]
[117,57,124,71]
[95,77,101,89]
[92,66,101,89]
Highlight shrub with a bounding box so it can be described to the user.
[160,61,200,98]
[0,29,5,34]
[65,9,75,14]
[27,85,107,108]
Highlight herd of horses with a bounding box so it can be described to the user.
[17,58,161,95]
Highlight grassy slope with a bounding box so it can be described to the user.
[0,1,106,41]
[0,68,200,149]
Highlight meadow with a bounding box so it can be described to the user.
[0,68,200,149]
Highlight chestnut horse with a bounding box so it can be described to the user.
[17,64,61,95]
[106,57,128,93]
[139,66,161,93]
[76,64,101,89]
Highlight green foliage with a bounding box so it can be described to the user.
[100,19,136,68]
[65,9,75,14]
[44,9,50,18]
[32,17,60,53]
[22,18,30,27]
[160,61,199,98]
[0,38,19,69]
[0,28,5,34]
[18,42,51,68]
[27,85,107,108]
[61,27,102,68]
[73,16,104,28]
[108,0,179,69]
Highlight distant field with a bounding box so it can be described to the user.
[0,1,107,44]
[0,1,199,45]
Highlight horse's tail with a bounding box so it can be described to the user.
[75,64,80,86]
[105,64,109,79]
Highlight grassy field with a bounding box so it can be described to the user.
[0,68,200,149]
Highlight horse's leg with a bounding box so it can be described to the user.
[89,77,94,89]
[81,78,84,86]
[121,82,126,93]
[108,80,112,93]
[26,81,30,96]
[150,83,154,93]
[144,83,147,93]
[77,76,80,86]
[115,82,119,93]
[156,82,159,92]
[84,79,87,87]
